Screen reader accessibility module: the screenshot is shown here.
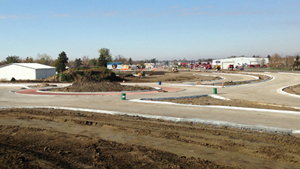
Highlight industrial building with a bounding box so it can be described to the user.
[212,57,269,69]
[0,63,56,80]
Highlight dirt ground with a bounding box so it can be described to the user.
[28,83,58,88]
[51,81,154,92]
[122,71,221,83]
[284,84,300,95]
[1,108,300,169]
[49,72,220,92]
[161,96,300,111]
[212,74,270,86]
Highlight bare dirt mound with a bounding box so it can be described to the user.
[45,66,124,83]
[1,108,300,168]
[284,84,300,95]
[51,81,154,92]
[46,67,156,92]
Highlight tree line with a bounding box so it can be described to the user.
[0,48,135,72]
[268,53,300,69]
[2,50,299,71]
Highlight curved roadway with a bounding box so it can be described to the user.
[0,72,300,132]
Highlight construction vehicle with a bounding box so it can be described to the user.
[138,68,144,78]
[215,65,221,71]
[171,66,179,72]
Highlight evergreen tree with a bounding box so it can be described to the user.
[89,58,97,66]
[98,54,107,67]
[128,58,133,65]
[6,56,19,64]
[54,51,68,72]
[267,55,271,61]
[74,58,82,67]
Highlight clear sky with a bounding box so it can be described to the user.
[1,0,299,61]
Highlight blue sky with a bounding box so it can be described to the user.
[0,0,299,61]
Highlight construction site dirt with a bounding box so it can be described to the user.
[210,74,271,86]
[51,81,155,92]
[1,108,300,169]
[121,71,221,83]
[284,84,300,95]
[160,96,299,111]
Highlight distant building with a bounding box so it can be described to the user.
[0,63,56,80]
[212,57,269,69]
[107,62,122,70]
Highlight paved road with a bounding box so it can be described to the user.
[0,72,300,131]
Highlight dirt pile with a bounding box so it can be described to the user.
[1,108,300,168]
[45,66,123,83]
[46,67,157,92]
[51,81,154,92]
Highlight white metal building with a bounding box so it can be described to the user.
[0,63,56,80]
[212,57,269,69]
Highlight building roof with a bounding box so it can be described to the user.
[0,63,55,69]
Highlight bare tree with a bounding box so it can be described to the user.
[113,55,128,64]
[82,56,90,66]
[67,60,76,67]
[283,55,294,68]
[37,53,53,65]
[268,53,283,68]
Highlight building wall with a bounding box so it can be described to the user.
[213,57,269,69]
[36,69,56,79]
[0,64,36,80]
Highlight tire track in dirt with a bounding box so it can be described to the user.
[1,108,300,168]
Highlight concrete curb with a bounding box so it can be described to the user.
[0,84,30,89]
[129,98,300,115]
[15,86,184,96]
[0,83,72,89]
[220,73,273,87]
[173,73,273,88]
[36,87,162,94]
[0,106,298,134]
[213,73,259,80]
[278,84,300,98]
[137,94,228,101]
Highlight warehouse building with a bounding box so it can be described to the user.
[0,63,56,80]
[212,57,269,69]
